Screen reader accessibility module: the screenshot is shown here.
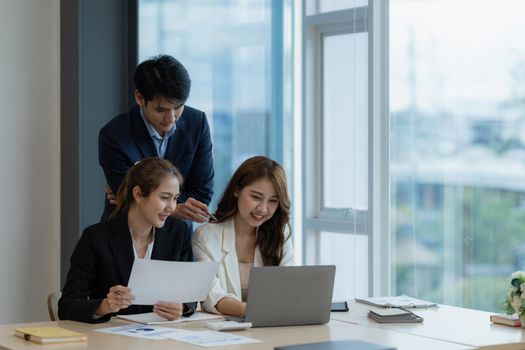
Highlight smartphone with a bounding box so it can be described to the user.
[331,301,349,312]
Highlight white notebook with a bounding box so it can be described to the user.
[355,295,437,308]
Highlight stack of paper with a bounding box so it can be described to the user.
[368,308,423,323]
[117,311,223,325]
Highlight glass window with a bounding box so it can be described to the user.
[303,3,370,301]
[138,0,286,210]
[322,32,368,210]
[306,0,368,15]
[319,231,368,299]
[390,0,525,312]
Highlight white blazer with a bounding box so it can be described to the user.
[192,218,294,314]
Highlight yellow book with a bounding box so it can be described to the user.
[14,326,87,344]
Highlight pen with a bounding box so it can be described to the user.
[197,212,218,222]
[208,212,218,222]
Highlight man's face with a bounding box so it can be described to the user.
[135,90,184,137]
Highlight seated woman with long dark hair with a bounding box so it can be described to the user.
[192,156,294,316]
[59,157,196,323]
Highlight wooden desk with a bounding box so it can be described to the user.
[331,300,525,350]
[0,318,471,350]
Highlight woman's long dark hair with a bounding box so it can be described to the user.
[214,156,291,266]
[109,157,183,219]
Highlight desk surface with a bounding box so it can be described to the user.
[331,300,525,350]
[0,318,471,350]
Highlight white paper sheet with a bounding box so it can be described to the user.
[127,260,219,305]
[117,311,224,325]
[94,324,175,340]
[162,328,261,347]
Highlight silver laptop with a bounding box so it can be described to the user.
[228,265,336,327]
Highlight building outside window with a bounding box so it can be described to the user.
[390,0,525,311]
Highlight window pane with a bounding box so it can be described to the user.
[390,0,525,312]
[138,0,277,209]
[319,231,368,300]
[322,32,368,209]
[307,0,368,15]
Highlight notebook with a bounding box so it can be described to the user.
[227,265,336,327]
[490,314,521,327]
[355,295,436,308]
[368,308,423,323]
[14,326,87,344]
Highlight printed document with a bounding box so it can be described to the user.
[162,328,261,347]
[127,260,219,305]
[95,324,175,340]
[96,323,261,346]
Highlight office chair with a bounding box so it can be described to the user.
[47,292,61,321]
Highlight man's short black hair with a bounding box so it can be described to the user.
[133,55,191,103]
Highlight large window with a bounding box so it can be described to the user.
[136,0,525,313]
[138,0,292,210]
[303,0,371,300]
[139,0,376,300]
[390,0,525,311]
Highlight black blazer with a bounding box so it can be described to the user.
[98,104,214,221]
[58,213,196,323]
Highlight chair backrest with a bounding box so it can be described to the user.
[47,292,62,321]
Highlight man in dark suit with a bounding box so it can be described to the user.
[99,55,214,222]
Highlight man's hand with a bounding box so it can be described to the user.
[172,197,211,223]
[105,185,118,205]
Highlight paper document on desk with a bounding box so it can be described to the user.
[355,295,437,308]
[117,311,223,325]
[95,324,174,340]
[128,260,219,305]
[162,328,261,347]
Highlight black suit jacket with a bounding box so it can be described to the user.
[98,104,214,221]
[58,213,196,323]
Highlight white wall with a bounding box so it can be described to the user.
[0,0,60,323]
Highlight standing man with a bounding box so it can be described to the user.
[99,55,214,223]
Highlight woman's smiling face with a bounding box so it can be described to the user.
[234,178,279,228]
[134,175,180,228]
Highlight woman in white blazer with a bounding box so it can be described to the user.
[193,156,294,316]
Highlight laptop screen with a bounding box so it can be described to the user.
[243,265,336,327]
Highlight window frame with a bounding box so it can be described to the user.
[301,0,389,297]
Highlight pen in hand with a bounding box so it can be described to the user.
[208,212,218,222]
[196,211,218,222]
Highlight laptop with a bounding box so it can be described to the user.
[227,265,336,327]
